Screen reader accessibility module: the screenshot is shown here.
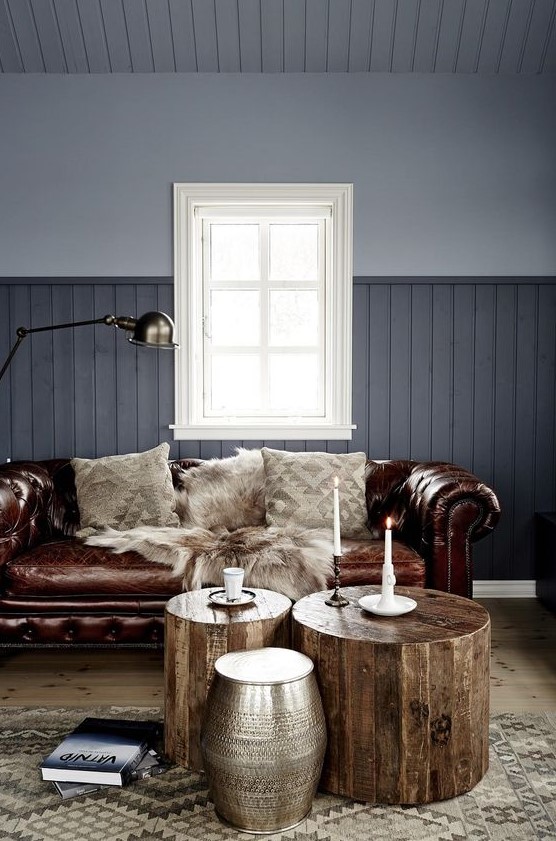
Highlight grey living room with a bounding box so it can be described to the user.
[0,1,555,839]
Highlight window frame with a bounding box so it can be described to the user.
[172,183,354,441]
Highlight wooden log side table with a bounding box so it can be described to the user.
[292,585,490,805]
[164,587,292,771]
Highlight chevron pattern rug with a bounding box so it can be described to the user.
[0,707,554,841]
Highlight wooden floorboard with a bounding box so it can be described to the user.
[0,598,554,710]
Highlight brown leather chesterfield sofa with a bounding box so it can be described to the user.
[0,457,500,648]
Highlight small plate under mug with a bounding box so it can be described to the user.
[208,589,257,607]
[358,594,417,617]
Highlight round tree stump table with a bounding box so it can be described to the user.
[292,586,490,804]
[164,587,291,771]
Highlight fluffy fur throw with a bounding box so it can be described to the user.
[85,524,334,601]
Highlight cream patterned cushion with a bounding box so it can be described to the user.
[261,448,371,538]
[72,443,180,537]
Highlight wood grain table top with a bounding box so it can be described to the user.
[165,587,292,625]
[292,586,489,644]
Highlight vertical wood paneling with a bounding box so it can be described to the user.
[30,285,55,460]
[513,285,538,577]
[389,285,411,459]
[136,284,159,451]
[452,284,475,469]
[498,0,535,72]
[51,285,75,457]
[10,286,33,460]
[491,285,517,580]
[0,286,12,462]
[93,285,117,456]
[471,284,495,578]
[410,284,432,461]
[476,0,512,74]
[1,276,555,583]
[368,285,391,457]
[72,285,96,457]
[156,284,178,459]
[455,0,489,73]
[115,284,138,455]
[534,285,556,512]
[351,283,370,454]
[431,285,453,462]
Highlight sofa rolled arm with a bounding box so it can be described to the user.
[397,462,500,598]
[0,463,55,570]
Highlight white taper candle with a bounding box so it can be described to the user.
[333,477,342,555]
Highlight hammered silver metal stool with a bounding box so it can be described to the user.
[200,647,327,834]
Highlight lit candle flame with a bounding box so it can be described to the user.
[386,516,392,530]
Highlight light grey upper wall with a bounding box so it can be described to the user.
[0,73,554,277]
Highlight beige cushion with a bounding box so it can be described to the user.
[262,448,371,539]
[72,443,180,537]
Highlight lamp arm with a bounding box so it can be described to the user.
[0,314,137,384]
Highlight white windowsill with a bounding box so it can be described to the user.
[170,423,356,441]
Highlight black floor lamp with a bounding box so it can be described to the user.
[0,311,178,384]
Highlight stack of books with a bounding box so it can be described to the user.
[40,717,170,799]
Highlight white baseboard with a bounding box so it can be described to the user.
[473,580,536,598]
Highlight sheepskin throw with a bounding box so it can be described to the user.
[174,448,265,531]
[85,525,334,601]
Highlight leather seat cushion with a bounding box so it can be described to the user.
[3,540,182,598]
[2,536,426,599]
[338,538,426,588]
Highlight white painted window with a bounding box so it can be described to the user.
[172,183,354,440]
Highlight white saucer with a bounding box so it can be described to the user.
[208,589,256,607]
[358,594,417,617]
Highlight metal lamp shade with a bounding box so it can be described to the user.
[128,311,178,349]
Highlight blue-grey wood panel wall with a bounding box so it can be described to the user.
[1,276,555,582]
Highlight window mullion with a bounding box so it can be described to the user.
[260,222,270,414]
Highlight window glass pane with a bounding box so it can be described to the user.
[210,224,259,280]
[210,355,260,413]
[269,224,318,280]
[270,290,319,347]
[211,291,259,346]
[269,354,319,412]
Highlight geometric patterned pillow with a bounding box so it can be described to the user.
[71,442,180,537]
[261,448,371,539]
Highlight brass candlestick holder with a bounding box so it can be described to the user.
[325,554,349,607]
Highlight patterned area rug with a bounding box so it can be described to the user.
[0,707,554,841]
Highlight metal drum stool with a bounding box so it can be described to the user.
[200,647,327,834]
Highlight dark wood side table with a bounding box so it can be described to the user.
[292,585,490,804]
[164,587,292,771]
[536,513,556,613]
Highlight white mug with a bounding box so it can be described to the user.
[223,567,245,602]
